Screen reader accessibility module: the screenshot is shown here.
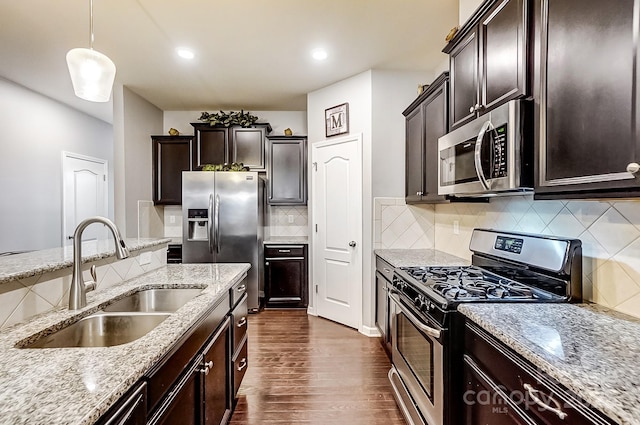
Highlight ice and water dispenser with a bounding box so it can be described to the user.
[187,209,209,241]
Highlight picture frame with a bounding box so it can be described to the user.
[325,103,349,137]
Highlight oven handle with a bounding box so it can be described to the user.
[389,293,441,339]
[474,120,493,191]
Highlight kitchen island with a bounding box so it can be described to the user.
[0,263,249,425]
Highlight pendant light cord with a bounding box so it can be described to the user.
[89,0,94,49]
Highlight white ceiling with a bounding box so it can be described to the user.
[0,0,459,123]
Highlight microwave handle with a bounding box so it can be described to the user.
[474,120,494,191]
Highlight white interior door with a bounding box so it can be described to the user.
[62,152,108,245]
[312,134,362,329]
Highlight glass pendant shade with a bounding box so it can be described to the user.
[66,47,116,102]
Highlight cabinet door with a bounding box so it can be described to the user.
[193,125,229,168]
[202,320,231,425]
[405,104,425,203]
[450,29,479,129]
[422,77,449,202]
[535,0,640,197]
[152,136,193,205]
[265,257,308,308]
[267,137,307,205]
[480,0,528,111]
[232,337,248,401]
[148,361,200,425]
[230,126,267,170]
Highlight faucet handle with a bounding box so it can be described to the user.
[85,265,97,292]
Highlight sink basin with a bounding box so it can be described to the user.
[103,288,204,313]
[21,312,170,348]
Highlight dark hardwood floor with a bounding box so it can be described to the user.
[229,310,406,424]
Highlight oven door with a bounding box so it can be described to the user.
[389,291,444,425]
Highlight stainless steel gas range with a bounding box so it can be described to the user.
[387,228,582,425]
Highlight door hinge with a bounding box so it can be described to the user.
[315,224,318,232]
[313,162,317,171]
[315,285,318,294]
[103,175,106,181]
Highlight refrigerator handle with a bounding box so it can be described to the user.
[208,194,214,254]
[215,194,221,253]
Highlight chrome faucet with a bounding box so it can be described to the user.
[69,216,129,310]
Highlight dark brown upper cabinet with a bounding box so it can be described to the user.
[533,0,640,199]
[191,123,272,171]
[444,0,530,130]
[403,72,449,204]
[152,135,193,205]
[266,136,307,205]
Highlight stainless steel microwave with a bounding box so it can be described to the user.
[438,99,534,196]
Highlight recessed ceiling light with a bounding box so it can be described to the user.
[177,48,195,60]
[312,49,328,61]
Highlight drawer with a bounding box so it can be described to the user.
[375,256,394,283]
[230,276,247,307]
[231,293,248,354]
[465,323,615,425]
[232,335,248,400]
[265,245,306,258]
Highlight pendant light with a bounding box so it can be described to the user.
[66,0,116,102]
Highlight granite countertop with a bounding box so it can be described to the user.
[458,303,640,425]
[0,238,172,285]
[374,248,469,268]
[0,263,249,425]
[264,236,308,245]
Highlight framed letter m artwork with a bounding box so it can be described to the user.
[325,103,349,137]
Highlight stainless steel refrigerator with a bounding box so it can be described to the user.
[182,171,263,311]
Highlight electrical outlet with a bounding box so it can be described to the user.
[169,215,176,224]
[139,251,152,265]
[453,220,460,235]
[288,214,294,223]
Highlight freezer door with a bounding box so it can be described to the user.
[215,172,261,310]
[182,171,215,263]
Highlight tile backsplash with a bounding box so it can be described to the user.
[0,244,168,329]
[267,206,308,237]
[374,195,640,320]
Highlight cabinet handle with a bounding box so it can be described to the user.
[236,284,246,292]
[523,383,567,420]
[627,162,640,174]
[469,103,484,113]
[237,358,248,372]
[200,360,214,375]
[416,191,423,196]
[237,317,247,328]
[278,249,291,253]
[383,268,392,273]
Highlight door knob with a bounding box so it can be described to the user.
[349,241,357,247]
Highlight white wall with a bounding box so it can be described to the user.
[371,69,435,198]
[0,77,114,252]
[459,0,484,24]
[113,86,163,238]
[163,110,307,137]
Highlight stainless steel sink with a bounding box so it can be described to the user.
[102,288,204,313]
[21,312,171,348]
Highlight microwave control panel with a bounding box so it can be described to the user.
[492,124,508,178]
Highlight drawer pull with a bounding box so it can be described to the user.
[278,249,291,253]
[237,317,247,328]
[236,284,246,292]
[524,383,567,420]
[383,268,391,273]
[237,358,248,372]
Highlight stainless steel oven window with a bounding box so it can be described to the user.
[397,312,435,403]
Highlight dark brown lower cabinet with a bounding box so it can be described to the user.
[95,382,147,425]
[264,245,308,308]
[149,361,201,425]
[202,319,231,425]
[463,322,615,425]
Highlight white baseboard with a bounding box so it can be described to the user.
[360,324,381,338]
